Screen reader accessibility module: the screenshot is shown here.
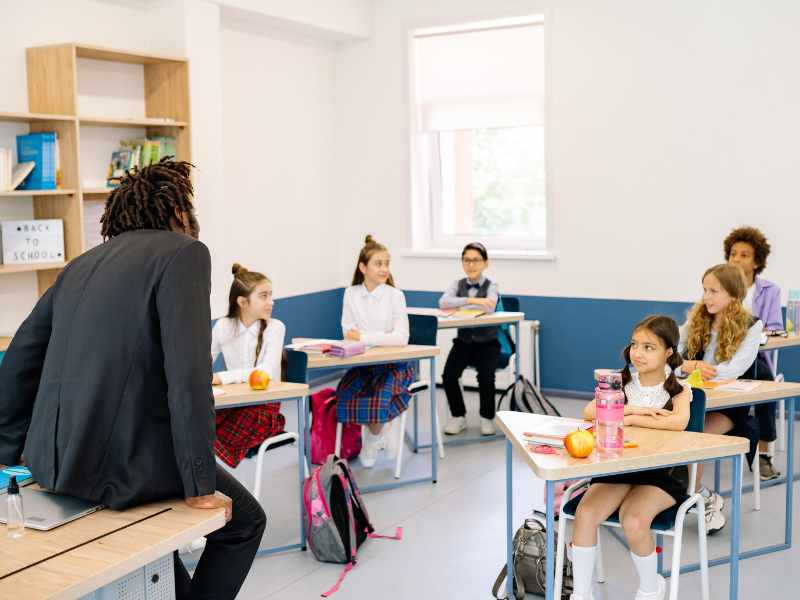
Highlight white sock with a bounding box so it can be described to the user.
[630,549,659,593]
[570,544,596,597]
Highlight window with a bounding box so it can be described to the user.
[410,17,547,255]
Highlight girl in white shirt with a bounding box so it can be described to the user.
[572,316,692,600]
[678,263,762,533]
[211,263,286,467]
[337,235,413,467]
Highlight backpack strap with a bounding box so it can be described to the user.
[321,562,354,598]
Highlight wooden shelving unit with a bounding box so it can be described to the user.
[0,43,191,342]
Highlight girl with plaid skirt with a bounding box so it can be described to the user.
[338,235,414,467]
[211,263,286,467]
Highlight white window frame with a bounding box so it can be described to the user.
[406,15,554,261]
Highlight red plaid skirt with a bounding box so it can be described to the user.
[214,403,286,467]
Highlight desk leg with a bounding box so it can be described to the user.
[505,440,514,600]
[785,397,795,548]
[546,480,555,600]
[714,459,721,492]
[297,396,307,551]
[729,453,742,600]
[513,321,521,382]
[430,356,438,484]
[413,389,420,453]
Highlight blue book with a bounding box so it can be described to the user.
[16,132,57,190]
[0,466,33,493]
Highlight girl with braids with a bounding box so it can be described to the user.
[677,263,763,534]
[571,316,692,600]
[337,235,413,467]
[211,263,286,467]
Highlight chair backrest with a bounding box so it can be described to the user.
[500,295,520,313]
[408,314,438,346]
[686,388,706,433]
[285,349,309,384]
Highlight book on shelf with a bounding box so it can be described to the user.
[16,132,60,190]
[106,136,176,187]
[0,149,36,192]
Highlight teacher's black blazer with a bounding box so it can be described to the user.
[0,229,216,509]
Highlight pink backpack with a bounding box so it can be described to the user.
[310,388,362,465]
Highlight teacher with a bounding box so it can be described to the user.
[0,159,266,600]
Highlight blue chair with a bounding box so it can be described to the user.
[553,389,710,600]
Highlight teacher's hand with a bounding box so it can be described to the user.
[185,492,232,522]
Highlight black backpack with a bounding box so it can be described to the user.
[497,376,561,417]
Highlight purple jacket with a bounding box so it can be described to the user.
[752,277,783,331]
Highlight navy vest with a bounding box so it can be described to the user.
[456,278,498,344]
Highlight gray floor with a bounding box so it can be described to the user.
[195,390,800,599]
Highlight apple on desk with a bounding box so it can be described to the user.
[248,370,270,391]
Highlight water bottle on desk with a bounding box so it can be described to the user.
[594,369,624,459]
[787,290,800,335]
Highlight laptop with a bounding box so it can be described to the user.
[0,488,103,530]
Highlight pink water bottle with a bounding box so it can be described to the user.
[594,369,624,459]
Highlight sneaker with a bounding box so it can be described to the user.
[444,416,467,435]
[701,489,725,513]
[360,428,384,468]
[634,574,666,600]
[705,505,726,535]
[759,454,781,481]
[480,417,496,436]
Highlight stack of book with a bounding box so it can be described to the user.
[107,136,177,187]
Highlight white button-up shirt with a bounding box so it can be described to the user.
[211,317,286,384]
[341,283,409,346]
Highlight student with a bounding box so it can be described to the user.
[211,263,286,468]
[439,242,500,436]
[572,315,691,600]
[725,226,783,480]
[338,235,413,467]
[678,263,762,533]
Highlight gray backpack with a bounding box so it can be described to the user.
[492,515,573,599]
[304,455,402,597]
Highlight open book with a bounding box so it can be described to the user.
[521,417,593,448]
[288,338,367,358]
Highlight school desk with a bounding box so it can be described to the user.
[292,344,439,493]
[496,411,748,600]
[215,381,309,557]
[0,497,225,599]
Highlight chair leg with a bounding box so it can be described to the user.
[668,525,685,600]
[553,513,569,599]
[595,531,605,583]
[335,422,343,457]
[753,453,761,511]
[695,495,710,600]
[254,432,299,502]
[778,399,786,452]
[394,411,408,479]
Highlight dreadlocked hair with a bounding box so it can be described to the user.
[100,158,197,239]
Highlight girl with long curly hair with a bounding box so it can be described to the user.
[677,263,763,534]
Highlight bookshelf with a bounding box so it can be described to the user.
[0,42,191,339]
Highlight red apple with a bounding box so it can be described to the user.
[248,370,270,391]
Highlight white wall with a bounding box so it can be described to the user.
[333,0,800,304]
[211,11,340,316]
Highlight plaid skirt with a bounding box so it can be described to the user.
[214,403,286,468]
[336,362,415,424]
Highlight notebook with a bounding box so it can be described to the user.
[521,417,593,448]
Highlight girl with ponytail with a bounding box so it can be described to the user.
[570,315,692,600]
[211,263,287,467]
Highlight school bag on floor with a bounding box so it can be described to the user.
[497,375,561,416]
[303,455,402,597]
[491,513,573,600]
[310,388,362,464]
